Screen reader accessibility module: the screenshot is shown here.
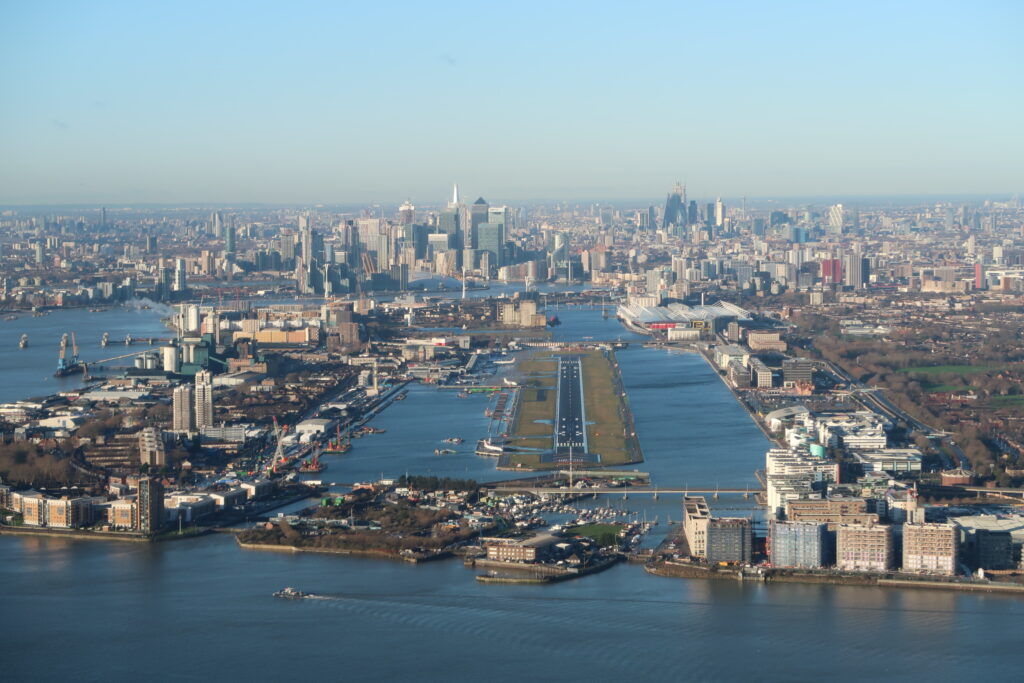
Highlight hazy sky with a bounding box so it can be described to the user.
[1,1,1021,205]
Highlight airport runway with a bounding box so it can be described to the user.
[555,357,587,458]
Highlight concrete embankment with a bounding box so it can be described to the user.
[236,539,450,563]
[471,554,624,584]
[0,525,151,543]
[647,560,1024,595]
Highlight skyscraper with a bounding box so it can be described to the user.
[843,247,865,289]
[224,225,236,255]
[398,200,415,226]
[478,222,505,271]
[136,477,164,534]
[173,384,195,433]
[714,198,725,228]
[662,183,686,229]
[828,204,845,234]
[194,370,214,430]
[470,197,489,249]
[438,185,463,247]
[172,258,187,292]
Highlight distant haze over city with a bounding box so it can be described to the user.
[2,1,1022,205]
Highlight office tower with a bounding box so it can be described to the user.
[974,262,985,290]
[647,205,658,231]
[172,258,187,292]
[438,185,463,255]
[100,206,107,229]
[488,206,510,231]
[478,222,505,271]
[662,182,686,228]
[137,477,164,534]
[172,384,194,432]
[405,223,430,260]
[398,200,415,226]
[714,197,725,228]
[34,242,44,263]
[194,370,214,429]
[828,204,845,234]
[211,211,224,238]
[470,197,489,249]
[224,225,236,255]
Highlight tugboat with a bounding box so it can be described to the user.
[547,315,561,326]
[273,587,308,599]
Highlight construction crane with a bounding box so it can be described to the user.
[55,332,84,377]
[270,416,287,472]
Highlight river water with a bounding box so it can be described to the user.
[0,304,172,403]
[3,305,1024,680]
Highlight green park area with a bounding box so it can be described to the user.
[899,364,1003,393]
[563,523,623,547]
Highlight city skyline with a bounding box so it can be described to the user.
[2,1,1022,205]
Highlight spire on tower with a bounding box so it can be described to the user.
[451,183,460,206]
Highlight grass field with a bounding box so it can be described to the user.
[989,395,1024,408]
[564,523,623,547]
[505,353,558,468]
[580,351,631,466]
[900,365,999,376]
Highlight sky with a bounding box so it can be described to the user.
[1,1,1022,206]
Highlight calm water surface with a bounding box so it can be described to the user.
[2,304,1023,680]
[0,304,171,402]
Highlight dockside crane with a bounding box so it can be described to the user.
[56,333,69,373]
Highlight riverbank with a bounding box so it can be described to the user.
[0,524,152,542]
[472,553,625,584]
[645,559,1024,595]
[235,539,452,563]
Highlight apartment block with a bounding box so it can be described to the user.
[837,524,893,572]
[770,520,827,568]
[902,523,957,575]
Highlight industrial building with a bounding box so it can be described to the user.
[617,301,750,336]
